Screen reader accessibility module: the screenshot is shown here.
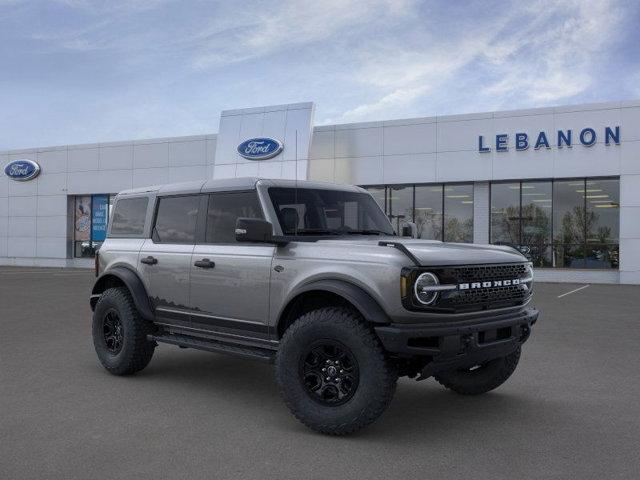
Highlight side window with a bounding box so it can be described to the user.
[153,195,200,244]
[206,192,263,243]
[110,197,148,236]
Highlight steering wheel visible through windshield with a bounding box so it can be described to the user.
[268,187,395,237]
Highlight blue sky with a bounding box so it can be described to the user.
[1,0,639,150]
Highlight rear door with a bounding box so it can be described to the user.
[139,194,202,328]
[189,191,274,339]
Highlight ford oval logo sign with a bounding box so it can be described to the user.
[4,159,41,181]
[237,137,283,160]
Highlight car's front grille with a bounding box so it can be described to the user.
[432,263,531,312]
[447,263,528,283]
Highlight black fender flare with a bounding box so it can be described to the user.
[90,266,155,321]
[281,279,390,325]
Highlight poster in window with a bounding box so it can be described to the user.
[91,195,109,242]
[75,196,91,241]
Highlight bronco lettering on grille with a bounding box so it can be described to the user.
[459,278,521,290]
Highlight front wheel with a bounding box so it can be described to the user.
[275,307,397,435]
[434,347,521,395]
[92,287,155,375]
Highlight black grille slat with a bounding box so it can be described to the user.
[446,264,527,283]
[431,263,530,311]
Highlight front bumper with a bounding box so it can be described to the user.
[375,307,538,377]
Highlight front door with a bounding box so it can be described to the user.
[139,194,201,327]
[189,191,274,340]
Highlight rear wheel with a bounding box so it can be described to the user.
[92,287,155,375]
[434,347,521,395]
[275,307,397,435]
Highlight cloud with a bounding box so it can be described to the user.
[334,0,626,122]
[0,0,635,149]
[482,0,622,104]
[191,0,414,69]
[339,85,429,122]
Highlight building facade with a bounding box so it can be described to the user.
[1,100,639,284]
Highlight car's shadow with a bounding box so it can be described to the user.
[126,347,558,440]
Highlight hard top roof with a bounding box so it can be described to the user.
[116,177,365,197]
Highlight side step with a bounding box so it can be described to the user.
[148,333,276,363]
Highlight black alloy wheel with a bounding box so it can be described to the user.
[102,309,124,354]
[300,340,359,406]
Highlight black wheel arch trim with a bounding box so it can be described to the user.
[90,266,155,321]
[279,279,390,326]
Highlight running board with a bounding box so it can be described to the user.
[148,333,275,363]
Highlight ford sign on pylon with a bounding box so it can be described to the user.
[4,159,41,181]
[237,138,283,160]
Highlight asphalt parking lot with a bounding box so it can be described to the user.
[1,268,639,480]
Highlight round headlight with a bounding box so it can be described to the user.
[414,272,440,305]
[524,262,534,292]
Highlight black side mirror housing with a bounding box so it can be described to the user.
[235,218,276,243]
[401,222,417,238]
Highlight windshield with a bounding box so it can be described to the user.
[268,187,395,236]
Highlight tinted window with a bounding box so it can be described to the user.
[206,192,263,243]
[268,187,394,236]
[154,195,200,244]
[110,197,148,236]
[364,187,386,213]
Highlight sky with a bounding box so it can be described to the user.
[1,0,639,150]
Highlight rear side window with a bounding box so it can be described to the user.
[110,197,148,236]
[205,192,263,243]
[153,195,200,244]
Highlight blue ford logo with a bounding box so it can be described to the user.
[4,159,41,181]
[237,137,283,160]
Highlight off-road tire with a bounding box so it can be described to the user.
[92,287,155,375]
[275,307,397,435]
[434,347,521,395]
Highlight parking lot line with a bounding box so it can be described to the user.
[557,284,590,298]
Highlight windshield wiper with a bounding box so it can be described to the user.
[289,229,342,236]
[286,229,392,236]
[344,229,391,235]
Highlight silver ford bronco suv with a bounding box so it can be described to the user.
[90,177,538,435]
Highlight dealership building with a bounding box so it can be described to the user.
[1,100,639,284]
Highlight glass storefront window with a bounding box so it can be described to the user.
[74,194,115,258]
[363,183,474,242]
[490,178,619,269]
[553,180,587,268]
[444,184,473,243]
[388,185,413,234]
[521,181,552,267]
[553,180,585,245]
[490,182,520,245]
[414,185,442,240]
[585,178,619,269]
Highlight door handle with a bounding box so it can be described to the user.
[141,256,158,265]
[194,258,215,269]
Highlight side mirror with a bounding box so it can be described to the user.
[401,222,417,238]
[235,218,275,243]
